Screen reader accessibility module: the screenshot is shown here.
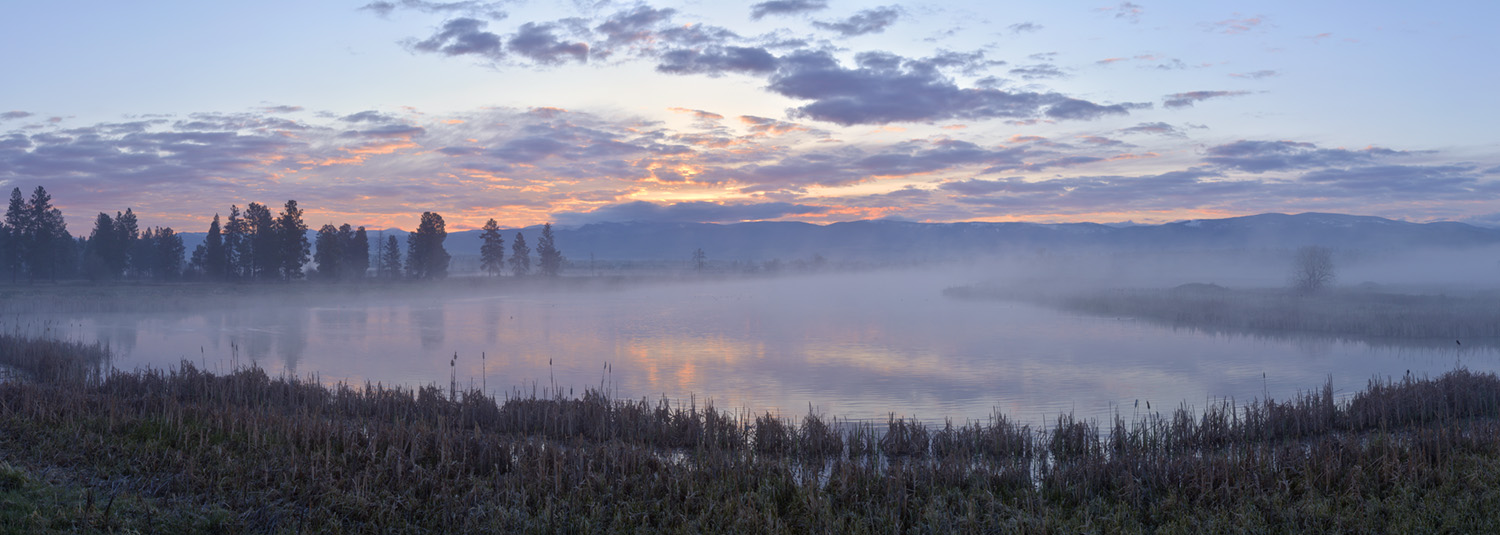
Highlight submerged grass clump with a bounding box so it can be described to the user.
[4,336,1500,532]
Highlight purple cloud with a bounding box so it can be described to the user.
[1205,140,1401,173]
[750,0,828,20]
[508,22,589,64]
[813,6,902,37]
[412,18,505,59]
[767,50,1140,125]
[554,200,828,225]
[1163,90,1251,108]
[656,46,777,75]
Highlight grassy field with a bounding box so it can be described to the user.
[947,283,1500,347]
[3,334,1500,532]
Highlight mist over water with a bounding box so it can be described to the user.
[7,265,1496,424]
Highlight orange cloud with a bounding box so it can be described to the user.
[347,139,419,156]
[668,107,725,121]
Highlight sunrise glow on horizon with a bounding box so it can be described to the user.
[2,1,1497,233]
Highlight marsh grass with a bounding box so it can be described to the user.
[947,283,1500,345]
[5,337,1500,532]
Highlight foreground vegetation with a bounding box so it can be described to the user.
[947,283,1500,346]
[4,334,1500,532]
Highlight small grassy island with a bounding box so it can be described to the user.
[945,282,1500,347]
[4,333,1500,533]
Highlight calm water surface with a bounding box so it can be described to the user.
[12,270,1494,424]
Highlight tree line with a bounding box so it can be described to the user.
[0,186,564,284]
[476,218,563,278]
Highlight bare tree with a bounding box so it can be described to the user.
[692,248,706,272]
[1291,245,1335,294]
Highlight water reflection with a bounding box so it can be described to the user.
[412,306,445,350]
[22,271,1500,425]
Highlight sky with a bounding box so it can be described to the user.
[2,0,1497,232]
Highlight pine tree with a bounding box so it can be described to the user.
[115,208,139,277]
[509,232,531,277]
[246,202,277,280]
[134,228,159,279]
[348,226,369,280]
[277,200,310,280]
[405,212,450,279]
[2,188,23,282]
[87,213,121,279]
[189,241,207,278]
[536,223,563,277]
[0,213,8,282]
[379,234,402,279]
[224,205,247,280]
[203,214,226,280]
[479,219,504,276]
[155,227,184,280]
[25,186,68,281]
[314,224,343,280]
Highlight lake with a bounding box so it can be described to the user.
[8,269,1493,425]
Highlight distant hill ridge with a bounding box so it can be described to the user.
[176,213,1500,262]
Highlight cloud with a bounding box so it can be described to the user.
[768,50,1140,125]
[1119,122,1183,137]
[854,138,1029,177]
[10,101,1495,231]
[656,46,777,75]
[739,115,812,136]
[668,107,725,124]
[841,186,934,208]
[412,17,505,59]
[261,105,303,114]
[1459,212,1500,228]
[507,22,589,64]
[750,0,828,20]
[1298,165,1479,195]
[1211,15,1264,35]
[812,6,902,37]
[1,111,33,121]
[1163,90,1251,108]
[942,169,1255,213]
[554,200,828,225]
[341,110,399,123]
[1111,2,1144,23]
[346,124,426,139]
[1204,140,1401,173]
[593,5,677,51]
[360,0,507,20]
[1045,98,1144,120]
[1230,70,1278,79]
[0,123,301,209]
[1008,22,1042,33]
[488,136,572,163]
[388,6,1130,128]
[1079,135,1128,147]
[1008,64,1064,80]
